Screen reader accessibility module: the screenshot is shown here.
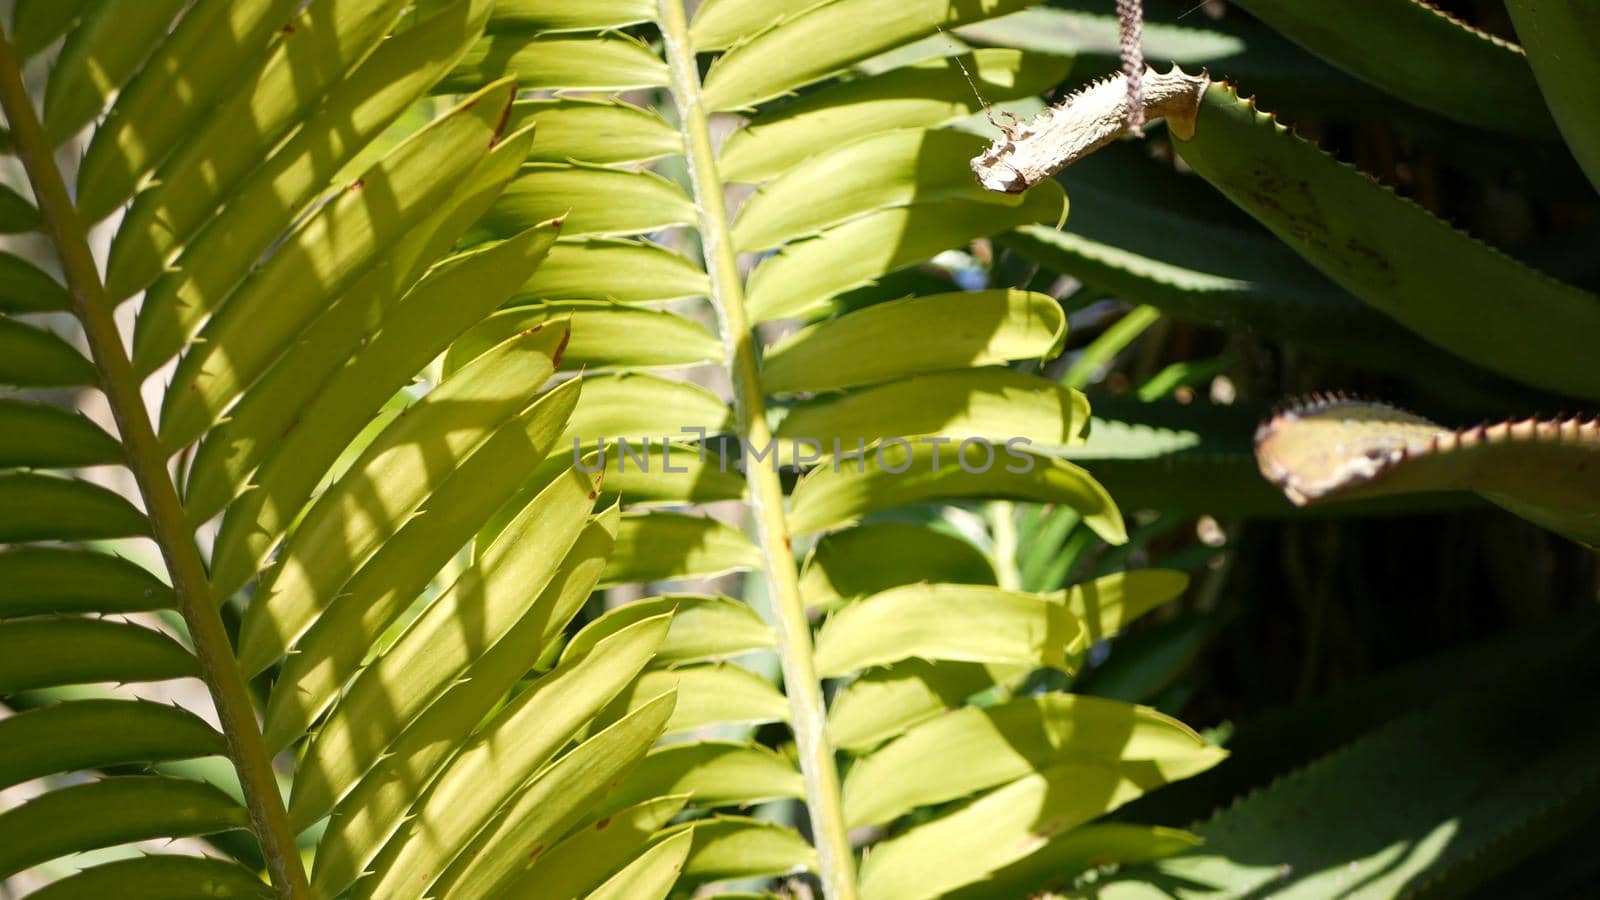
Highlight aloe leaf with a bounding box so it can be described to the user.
[1255,396,1600,547]
[745,183,1066,321]
[1506,0,1600,191]
[1229,0,1552,136]
[0,777,248,880]
[699,0,1042,110]
[813,584,1087,677]
[798,522,997,610]
[0,548,172,617]
[563,595,776,665]
[761,289,1064,395]
[0,700,224,791]
[1173,80,1600,400]
[1104,635,1600,898]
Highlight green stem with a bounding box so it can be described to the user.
[0,33,310,899]
[655,4,857,897]
[989,501,1023,590]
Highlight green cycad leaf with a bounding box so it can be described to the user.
[1255,396,1600,547]
[23,856,270,900]
[445,301,721,374]
[0,547,172,617]
[183,216,559,522]
[745,183,1067,321]
[718,49,1072,184]
[0,252,68,313]
[600,742,805,814]
[1507,0,1600,191]
[440,31,669,93]
[10,0,97,59]
[813,583,1088,677]
[788,439,1126,544]
[0,474,148,542]
[944,824,1200,900]
[154,80,513,439]
[504,795,690,900]
[857,758,1186,900]
[699,0,1042,110]
[842,694,1224,828]
[274,452,597,757]
[585,829,694,900]
[0,619,195,691]
[231,321,569,669]
[302,512,621,890]
[0,776,248,880]
[733,129,1026,252]
[0,699,222,793]
[799,522,998,609]
[0,398,120,468]
[106,0,413,299]
[828,660,1028,750]
[488,0,654,33]
[775,368,1090,455]
[600,664,791,735]
[670,816,819,885]
[40,0,188,142]
[522,238,710,304]
[761,289,1064,394]
[359,686,676,899]
[0,317,95,387]
[512,97,682,164]
[601,512,764,587]
[72,0,305,221]
[474,162,698,240]
[564,594,777,664]
[689,0,822,50]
